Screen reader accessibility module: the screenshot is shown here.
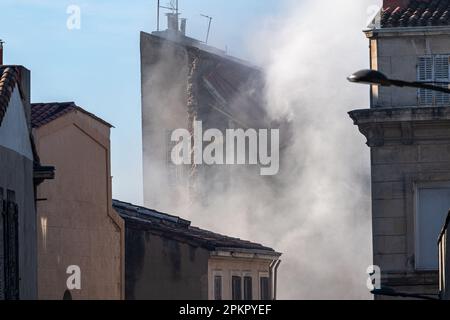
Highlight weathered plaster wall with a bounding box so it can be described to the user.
[0,145,37,300]
[124,223,209,300]
[0,86,37,299]
[34,111,124,300]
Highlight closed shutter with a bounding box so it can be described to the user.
[418,56,433,81]
[214,275,222,300]
[435,56,450,106]
[417,55,450,106]
[244,276,253,300]
[418,56,434,105]
[232,276,242,300]
[260,277,270,301]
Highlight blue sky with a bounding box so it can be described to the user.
[0,0,283,204]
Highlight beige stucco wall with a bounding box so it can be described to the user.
[208,254,276,300]
[34,110,124,300]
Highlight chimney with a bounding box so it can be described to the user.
[383,0,410,10]
[0,40,4,65]
[180,18,187,36]
[166,13,179,32]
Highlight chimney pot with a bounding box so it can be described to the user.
[180,18,187,35]
[166,13,179,32]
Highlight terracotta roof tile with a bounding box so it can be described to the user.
[31,102,113,128]
[381,0,450,28]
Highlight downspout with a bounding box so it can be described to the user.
[268,260,275,300]
[273,260,281,301]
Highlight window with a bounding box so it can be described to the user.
[243,276,253,300]
[260,276,270,301]
[232,276,242,300]
[416,183,450,270]
[417,55,450,106]
[214,275,222,301]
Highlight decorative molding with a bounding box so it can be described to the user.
[360,124,385,147]
[401,123,414,145]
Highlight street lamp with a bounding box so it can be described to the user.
[348,69,450,94]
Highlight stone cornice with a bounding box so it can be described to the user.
[349,106,450,125]
[349,106,450,147]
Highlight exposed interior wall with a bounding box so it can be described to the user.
[34,111,124,300]
[140,32,191,212]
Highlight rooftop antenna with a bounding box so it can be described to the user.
[200,14,213,44]
[157,0,179,31]
[0,39,4,65]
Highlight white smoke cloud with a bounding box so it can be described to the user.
[142,0,380,300]
[245,0,378,299]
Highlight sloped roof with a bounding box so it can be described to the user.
[381,0,450,28]
[0,66,21,126]
[113,199,280,256]
[31,102,113,129]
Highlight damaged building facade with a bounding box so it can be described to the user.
[350,0,450,298]
[140,15,287,211]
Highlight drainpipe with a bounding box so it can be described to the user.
[268,260,275,300]
[273,260,281,301]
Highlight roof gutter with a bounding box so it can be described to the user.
[211,248,282,260]
[364,25,450,39]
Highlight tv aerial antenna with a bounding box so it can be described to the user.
[157,0,179,31]
[200,14,213,44]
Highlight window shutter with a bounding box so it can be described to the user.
[417,55,450,106]
[260,277,270,301]
[418,56,433,81]
[214,275,222,300]
[418,88,433,105]
[244,276,253,300]
[435,56,450,105]
[232,276,242,300]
